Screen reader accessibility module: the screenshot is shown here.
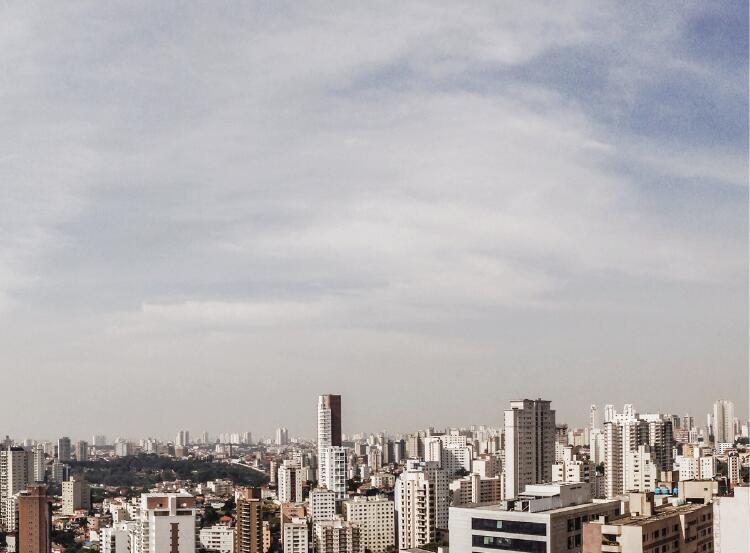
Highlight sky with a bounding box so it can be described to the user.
[0,2,747,442]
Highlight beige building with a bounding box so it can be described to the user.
[450,473,504,505]
[343,495,394,553]
[583,492,714,553]
[314,518,363,553]
[62,476,91,515]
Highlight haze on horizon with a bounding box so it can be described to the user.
[0,2,747,442]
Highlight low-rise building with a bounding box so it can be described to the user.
[449,483,621,553]
[582,492,714,553]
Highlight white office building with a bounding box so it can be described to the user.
[449,483,621,553]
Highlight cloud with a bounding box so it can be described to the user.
[0,1,745,438]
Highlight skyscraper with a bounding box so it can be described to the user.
[318,394,342,450]
[504,399,556,499]
[62,476,91,515]
[17,485,51,553]
[713,399,735,444]
[318,394,346,497]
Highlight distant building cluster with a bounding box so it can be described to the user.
[0,396,747,553]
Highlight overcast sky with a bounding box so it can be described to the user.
[1,2,747,442]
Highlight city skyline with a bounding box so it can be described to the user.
[6,395,745,445]
[1,3,747,440]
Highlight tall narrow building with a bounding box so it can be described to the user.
[57,437,72,462]
[235,488,263,553]
[0,446,32,531]
[318,394,346,497]
[17,485,51,553]
[504,399,556,499]
[395,460,448,550]
[713,399,735,444]
[318,394,342,450]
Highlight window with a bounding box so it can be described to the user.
[472,519,547,536]
[472,535,546,553]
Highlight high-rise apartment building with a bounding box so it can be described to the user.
[92,435,107,447]
[713,400,735,444]
[62,476,91,515]
[504,399,556,499]
[278,460,303,504]
[395,459,449,550]
[32,445,45,483]
[134,492,197,553]
[604,407,675,498]
[283,517,309,553]
[590,405,600,432]
[343,495,395,553]
[318,394,342,450]
[17,485,51,553]
[74,440,89,462]
[309,487,336,524]
[235,487,263,553]
[314,518,363,553]
[275,427,289,446]
[57,437,72,461]
[175,431,190,448]
[0,446,32,531]
[320,446,348,499]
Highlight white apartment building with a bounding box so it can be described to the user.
[309,487,336,524]
[0,447,31,531]
[504,399,556,499]
[133,491,197,553]
[623,445,659,493]
[449,483,621,553]
[282,517,308,553]
[394,459,448,550]
[199,525,234,553]
[314,518,364,553]
[100,521,137,553]
[343,495,395,553]
[319,446,348,499]
[278,460,303,504]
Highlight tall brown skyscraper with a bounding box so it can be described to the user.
[235,487,263,553]
[18,484,50,553]
[317,394,342,449]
